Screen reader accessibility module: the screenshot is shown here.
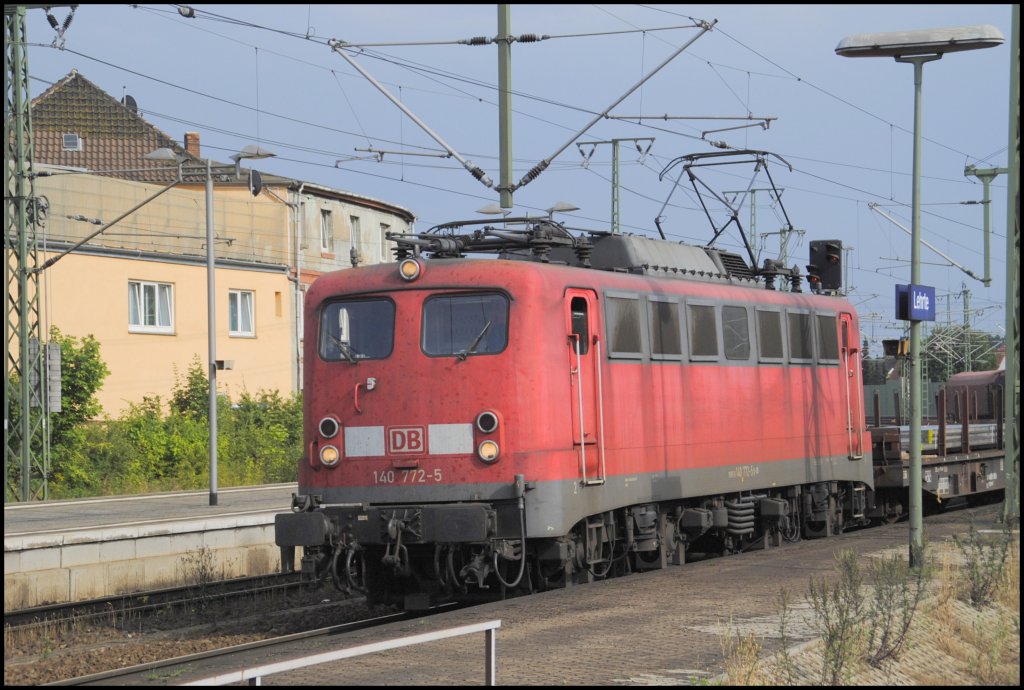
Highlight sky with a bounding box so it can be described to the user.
[20,4,1016,356]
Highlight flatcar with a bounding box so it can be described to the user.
[275,217,874,608]
[869,366,1008,519]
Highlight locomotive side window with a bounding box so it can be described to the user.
[320,298,395,361]
[686,303,718,360]
[816,313,840,362]
[647,296,682,359]
[570,297,589,355]
[422,292,508,357]
[756,308,784,362]
[787,311,815,363]
[722,305,751,361]
[605,295,643,358]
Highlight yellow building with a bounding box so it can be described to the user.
[22,70,414,416]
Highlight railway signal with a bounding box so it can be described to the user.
[809,239,843,292]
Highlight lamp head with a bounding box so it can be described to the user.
[836,24,1004,59]
[144,147,184,163]
[232,144,276,162]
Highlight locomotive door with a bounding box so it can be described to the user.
[566,289,606,485]
[840,312,865,459]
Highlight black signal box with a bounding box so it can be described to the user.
[809,240,842,291]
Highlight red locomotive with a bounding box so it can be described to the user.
[275,216,874,607]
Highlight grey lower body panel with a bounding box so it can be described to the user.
[302,454,871,541]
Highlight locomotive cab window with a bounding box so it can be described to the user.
[686,302,719,361]
[787,310,815,363]
[422,292,508,357]
[647,296,682,360]
[816,313,840,363]
[320,298,395,361]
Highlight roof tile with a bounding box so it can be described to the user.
[30,70,200,183]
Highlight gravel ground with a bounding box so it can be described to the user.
[3,582,380,686]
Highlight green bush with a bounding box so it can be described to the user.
[42,352,302,498]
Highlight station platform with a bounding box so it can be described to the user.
[3,484,296,611]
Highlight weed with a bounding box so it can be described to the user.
[952,521,1012,608]
[178,545,217,615]
[807,549,866,685]
[864,550,929,667]
[720,615,764,685]
[771,586,798,685]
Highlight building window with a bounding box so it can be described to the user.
[62,133,82,151]
[320,209,333,252]
[229,289,255,336]
[128,280,173,334]
[380,223,391,262]
[350,216,362,261]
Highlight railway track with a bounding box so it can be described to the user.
[46,604,466,686]
[4,571,308,632]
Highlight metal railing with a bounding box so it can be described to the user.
[181,619,502,686]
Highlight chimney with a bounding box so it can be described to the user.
[184,131,200,158]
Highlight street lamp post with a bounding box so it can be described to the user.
[203,158,218,506]
[836,24,1004,566]
[147,145,275,506]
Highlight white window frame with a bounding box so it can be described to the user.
[320,209,333,252]
[350,215,362,261]
[380,223,391,263]
[128,280,174,334]
[229,289,256,337]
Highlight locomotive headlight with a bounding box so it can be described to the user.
[476,410,499,434]
[319,416,340,439]
[477,439,500,463]
[320,445,340,466]
[399,258,422,281]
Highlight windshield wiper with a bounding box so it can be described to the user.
[327,333,359,365]
[457,321,492,361]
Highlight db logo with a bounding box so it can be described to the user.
[387,426,425,454]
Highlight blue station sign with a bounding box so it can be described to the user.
[895,283,936,321]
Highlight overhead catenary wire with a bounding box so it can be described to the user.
[26,5,1006,321]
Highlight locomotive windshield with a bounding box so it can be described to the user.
[319,298,395,362]
[422,292,508,358]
